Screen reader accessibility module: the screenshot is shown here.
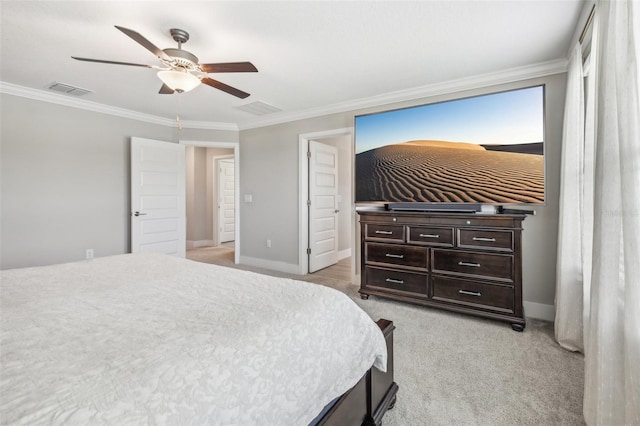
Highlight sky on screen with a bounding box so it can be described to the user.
[355,86,544,153]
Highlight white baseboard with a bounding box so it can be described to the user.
[239,255,301,275]
[523,301,555,322]
[186,240,216,249]
[337,248,352,261]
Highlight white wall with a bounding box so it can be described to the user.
[0,93,237,269]
[238,73,566,310]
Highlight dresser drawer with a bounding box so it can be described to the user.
[365,243,428,270]
[364,223,404,242]
[432,249,513,282]
[407,226,454,247]
[432,276,514,314]
[457,229,513,252]
[364,266,428,297]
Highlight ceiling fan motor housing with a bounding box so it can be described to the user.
[163,48,200,71]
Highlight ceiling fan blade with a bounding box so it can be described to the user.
[159,84,175,94]
[201,77,250,99]
[72,56,154,68]
[200,62,258,73]
[114,25,173,62]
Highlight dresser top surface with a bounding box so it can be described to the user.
[357,210,526,228]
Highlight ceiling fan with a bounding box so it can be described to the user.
[72,26,257,98]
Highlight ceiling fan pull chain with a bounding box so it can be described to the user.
[176,93,183,131]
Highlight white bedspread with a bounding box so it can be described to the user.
[0,253,386,425]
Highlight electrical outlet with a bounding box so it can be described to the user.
[86,249,94,259]
[266,239,271,248]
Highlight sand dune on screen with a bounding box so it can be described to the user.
[356,140,544,203]
[402,140,486,150]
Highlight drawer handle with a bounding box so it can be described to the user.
[472,237,496,242]
[458,261,481,267]
[459,289,482,297]
[419,233,439,238]
[385,253,405,259]
[375,230,393,235]
[385,278,404,285]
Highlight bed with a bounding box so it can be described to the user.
[0,253,397,425]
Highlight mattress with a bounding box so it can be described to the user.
[0,253,386,425]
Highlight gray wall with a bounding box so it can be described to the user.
[0,93,236,269]
[239,73,566,308]
[2,72,566,309]
[240,116,353,265]
[185,146,209,242]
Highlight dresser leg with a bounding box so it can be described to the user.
[388,395,397,409]
[360,294,370,300]
[511,323,525,332]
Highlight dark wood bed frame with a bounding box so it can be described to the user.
[316,319,398,426]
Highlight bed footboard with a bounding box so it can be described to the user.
[367,319,398,426]
[315,319,398,426]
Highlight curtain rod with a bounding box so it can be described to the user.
[579,4,596,44]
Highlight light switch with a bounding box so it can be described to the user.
[244,194,253,203]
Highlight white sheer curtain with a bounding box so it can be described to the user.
[555,0,640,423]
[582,1,640,424]
[554,42,586,352]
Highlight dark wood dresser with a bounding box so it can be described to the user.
[358,210,527,331]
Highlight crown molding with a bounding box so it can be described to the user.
[177,120,238,131]
[2,58,567,133]
[237,58,569,130]
[0,82,238,131]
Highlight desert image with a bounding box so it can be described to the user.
[355,140,544,203]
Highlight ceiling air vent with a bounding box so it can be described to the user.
[235,101,282,116]
[47,82,93,97]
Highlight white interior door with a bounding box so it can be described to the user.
[131,137,186,257]
[309,140,339,272]
[218,158,235,243]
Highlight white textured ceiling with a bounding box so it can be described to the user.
[0,1,585,128]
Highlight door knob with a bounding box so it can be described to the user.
[132,211,147,217]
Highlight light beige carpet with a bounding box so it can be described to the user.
[188,247,585,425]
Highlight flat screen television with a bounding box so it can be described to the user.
[354,85,545,210]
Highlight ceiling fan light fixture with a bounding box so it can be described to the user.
[157,69,201,93]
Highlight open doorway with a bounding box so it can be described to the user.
[298,128,354,280]
[181,140,240,265]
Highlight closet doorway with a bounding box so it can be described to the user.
[298,128,354,279]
